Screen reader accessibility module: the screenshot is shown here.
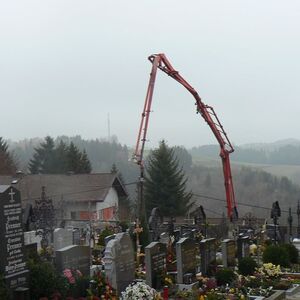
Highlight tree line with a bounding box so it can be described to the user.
[3,135,300,220]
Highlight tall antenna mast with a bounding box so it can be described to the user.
[107,113,111,141]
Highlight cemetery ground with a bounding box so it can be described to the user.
[2,187,300,299]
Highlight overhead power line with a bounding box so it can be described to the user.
[192,192,297,215]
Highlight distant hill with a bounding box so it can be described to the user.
[190,139,300,166]
[241,138,300,151]
[7,136,300,223]
[187,163,300,224]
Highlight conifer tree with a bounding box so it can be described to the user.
[67,142,82,173]
[29,137,92,174]
[0,137,17,174]
[29,136,56,174]
[144,140,192,218]
[79,150,92,173]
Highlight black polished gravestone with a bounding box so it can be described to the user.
[145,242,167,290]
[0,185,29,291]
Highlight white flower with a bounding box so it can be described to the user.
[121,281,158,300]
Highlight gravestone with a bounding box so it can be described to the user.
[148,207,163,242]
[72,228,81,245]
[103,233,135,294]
[237,235,250,261]
[24,230,42,250]
[159,232,169,244]
[199,238,216,276]
[56,245,90,276]
[176,237,198,284]
[221,239,236,268]
[145,242,167,289]
[104,234,116,246]
[145,241,167,289]
[174,229,181,243]
[0,185,29,291]
[53,228,73,251]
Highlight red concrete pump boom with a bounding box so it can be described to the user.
[134,53,238,221]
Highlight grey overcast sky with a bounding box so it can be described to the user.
[1,1,300,148]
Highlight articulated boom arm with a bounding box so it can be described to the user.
[134,53,238,220]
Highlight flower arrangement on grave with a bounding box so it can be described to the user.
[135,264,146,280]
[87,270,117,299]
[121,281,162,300]
[256,262,281,278]
[63,268,90,298]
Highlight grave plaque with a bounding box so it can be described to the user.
[145,242,167,289]
[56,245,90,276]
[237,235,250,261]
[199,238,216,276]
[103,233,135,294]
[176,237,198,284]
[221,239,236,268]
[53,228,73,251]
[0,185,28,290]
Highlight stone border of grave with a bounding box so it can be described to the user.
[285,284,300,296]
[263,290,285,300]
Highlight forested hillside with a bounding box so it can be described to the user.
[8,136,300,222]
[191,142,300,165]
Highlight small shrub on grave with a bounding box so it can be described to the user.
[281,243,299,264]
[28,260,69,300]
[0,274,9,300]
[215,268,236,286]
[97,226,114,246]
[262,244,290,267]
[238,256,257,276]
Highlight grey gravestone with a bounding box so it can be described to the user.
[293,239,300,255]
[53,228,73,251]
[199,238,216,275]
[148,207,163,242]
[72,229,81,245]
[221,239,236,268]
[56,245,90,276]
[159,232,169,244]
[145,242,167,289]
[176,237,198,284]
[24,230,42,250]
[237,235,250,261]
[0,185,29,290]
[103,233,135,294]
[104,234,116,246]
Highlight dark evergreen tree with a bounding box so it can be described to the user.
[144,140,192,217]
[0,137,17,174]
[29,138,92,174]
[29,136,56,174]
[79,150,92,173]
[67,142,83,173]
[54,140,69,173]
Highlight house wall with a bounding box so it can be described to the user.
[64,201,97,221]
[96,187,118,221]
